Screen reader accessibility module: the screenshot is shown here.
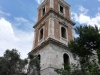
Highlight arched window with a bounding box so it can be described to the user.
[38,54,41,66]
[63,53,69,69]
[42,7,45,16]
[60,5,64,13]
[38,54,41,61]
[61,27,66,39]
[40,28,43,40]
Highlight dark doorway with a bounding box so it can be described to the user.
[63,53,69,69]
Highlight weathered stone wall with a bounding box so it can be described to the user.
[34,43,78,75]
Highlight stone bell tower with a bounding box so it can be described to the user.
[32,0,76,75]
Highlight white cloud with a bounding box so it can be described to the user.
[72,12,100,27]
[72,6,100,28]
[35,0,44,4]
[0,18,18,41]
[78,5,89,14]
[0,18,34,58]
[0,10,11,16]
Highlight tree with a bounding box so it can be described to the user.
[55,25,100,75]
[69,25,100,75]
[0,49,40,75]
[69,25,100,63]
[26,52,40,75]
[0,49,28,75]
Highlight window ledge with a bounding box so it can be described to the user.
[39,38,44,44]
[61,37,67,41]
[59,12,65,16]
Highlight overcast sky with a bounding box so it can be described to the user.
[0,0,100,59]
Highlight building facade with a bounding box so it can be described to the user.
[32,0,77,75]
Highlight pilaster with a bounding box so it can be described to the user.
[50,0,54,8]
[48,18,54,38]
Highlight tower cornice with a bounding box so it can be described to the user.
[58,0,70,7]
[33,8,75,28]
[32,37,69,53]
[38,0,70,10]
[38,0,48,9]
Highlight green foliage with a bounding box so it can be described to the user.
[27,52,40,75]
[0,49,28,75]
[0,49,40,75]
[28,52,35,59]
[55,62,100,75]
[55,68,70,75]
[97,48,100,63]
[69,25,100,63]
[63,63,70,71]
[55,64,70,75]
[55,25,100,75]
[28,52,40,69]
[87,62,100,75]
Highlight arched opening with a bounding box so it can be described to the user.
[38,54,41,67]
[42,7,45,16]
[38,54,40,61]
[39,28,43,40]
[61,27,66,39]
[60,5,64,13]
[63,53,70,69]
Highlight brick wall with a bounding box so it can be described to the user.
[68,28,73,42]
[34,29,39,48]
[54,0,58,11]
[65,6,70,19]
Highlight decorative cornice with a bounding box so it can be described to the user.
[38,0,48,9]
[32,38,69,53]
[33,8,75,28]
[58,0,70,7]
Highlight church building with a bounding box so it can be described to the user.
[32,0,76,75]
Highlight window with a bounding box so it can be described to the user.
[60,5,63,13]
[40,28,43,40]
[61,27,66,39]
[42,7,45,16]
[38,54,41,65]
[38,54,41,61]
[63,54,69,69]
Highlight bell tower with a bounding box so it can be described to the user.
[32,0,75,75]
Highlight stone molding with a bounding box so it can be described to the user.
[38,0,48,9]
[33,8,75,28]
[58,0,70,7]
[32,37,69,53]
